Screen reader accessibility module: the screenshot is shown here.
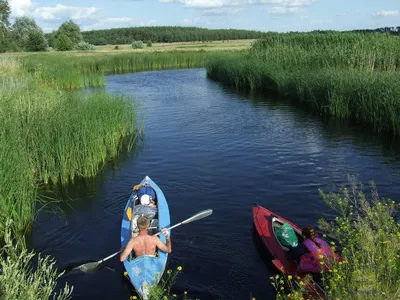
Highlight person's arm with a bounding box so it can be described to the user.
[120,239,134,262]
[155,229,171,253]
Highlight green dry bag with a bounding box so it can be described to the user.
[275,222,298,247]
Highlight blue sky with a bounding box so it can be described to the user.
[8,0,400,33]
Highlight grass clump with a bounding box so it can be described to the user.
[75,41,96,51]
[206,32,400,136]
[0,220,73,300]
[0,54,138,241]
[132,40,145,49]
[272,176,400,299]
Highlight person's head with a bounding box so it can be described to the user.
[140,194,150,205]
[302,226,321,247]
[137,216,150,232]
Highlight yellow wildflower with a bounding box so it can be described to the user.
[177,266,183,271]
[288,275,293,280]
[163,296,168,300]
[299,281,304,285]
[184,291,187,294]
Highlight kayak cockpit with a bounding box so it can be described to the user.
[272,216,303,251]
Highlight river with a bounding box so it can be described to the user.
[27,68,400,300]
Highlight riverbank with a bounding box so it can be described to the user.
[206,33,400,136]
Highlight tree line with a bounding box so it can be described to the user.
[76,26,268,45]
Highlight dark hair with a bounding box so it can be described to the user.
[137,216,150,231]
[302,226,321,248]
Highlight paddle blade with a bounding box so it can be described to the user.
[181,209,213,225]
[71,261,102,273]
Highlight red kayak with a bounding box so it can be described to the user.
[252,203,327,299]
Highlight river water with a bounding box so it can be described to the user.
[28,68,400,300]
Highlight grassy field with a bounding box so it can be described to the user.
[207,33,400,136]
[10,39,255,56]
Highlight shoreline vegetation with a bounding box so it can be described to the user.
[206,32,400,136]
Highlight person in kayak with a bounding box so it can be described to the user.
[120,216,171,261]
[287,226,342,284]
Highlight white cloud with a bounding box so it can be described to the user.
[374,10,399,17]
[9,0,35,17]
[10,1,103,24]
[265,6,302,14]
[203,7,246,15]
[160,0,318,9]
[34,5,103,22]
[259,0,317,7]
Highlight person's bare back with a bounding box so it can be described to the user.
[130,235,158,257]
[120,216,171,262]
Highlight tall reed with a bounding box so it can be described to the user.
[20,51,215,89]
[207,33,400,136]
[0,54,138,240]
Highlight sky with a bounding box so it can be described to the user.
[7,0,400,33]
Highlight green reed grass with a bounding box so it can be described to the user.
[207,33,400,136]
[20,51,215,89]
[0,54,138,242]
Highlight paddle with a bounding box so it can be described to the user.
[153,209,213,236]
[67,209,213,274]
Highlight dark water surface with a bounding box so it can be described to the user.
[28,68,400,300]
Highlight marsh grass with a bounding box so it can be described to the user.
[20,51,216,89]
[272,176,400,299]
[0,219,73,300]
[0,55,138,242]
[206,33,400,136]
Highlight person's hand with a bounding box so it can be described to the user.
[161,228,170,239]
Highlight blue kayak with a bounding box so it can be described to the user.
[121,176,171,300]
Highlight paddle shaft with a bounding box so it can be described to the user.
[95,209,213,265]
[153,222,182,236]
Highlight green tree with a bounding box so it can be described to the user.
[25,29,48,52]
[53,32,74,51]
[53,20,82,50]
[0,0,11,53]
[12,16,45,51]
